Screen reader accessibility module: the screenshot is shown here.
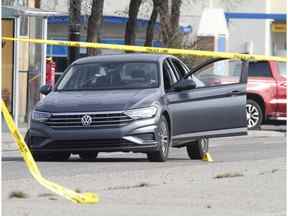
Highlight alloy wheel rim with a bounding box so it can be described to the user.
[200,138,208,153]
[246,104,260,128]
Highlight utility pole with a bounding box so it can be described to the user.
[68,0,81,65]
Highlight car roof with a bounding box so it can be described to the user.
[72,54,171,65]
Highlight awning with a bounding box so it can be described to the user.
[225,12,286,22]
[2,6,64,18]
[48,15,192,33]
[47,38,162,57]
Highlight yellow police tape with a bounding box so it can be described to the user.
[2,36,287,62]
[202,152,213,162]
[1,100,99,204]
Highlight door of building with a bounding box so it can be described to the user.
[2,18,14,114]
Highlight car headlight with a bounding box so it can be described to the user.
[31,111,51,122]
[125,106,158,120]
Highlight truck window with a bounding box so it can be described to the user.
[278,62,287,77]
[248,62,272,77]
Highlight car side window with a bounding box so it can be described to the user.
[168,58,206,88]
[169,58,187,80]
[163,60,176,91]
[248,61,272,77]
[193,60,243,88]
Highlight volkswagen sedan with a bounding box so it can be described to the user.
[25,54,248,162]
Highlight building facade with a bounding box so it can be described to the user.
[41,0,286,56]
[1,4,60,126]
[2,0,286,125]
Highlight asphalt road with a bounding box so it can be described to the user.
[2,124,286,181]
[2,124,286,216]
[2,134,286,178]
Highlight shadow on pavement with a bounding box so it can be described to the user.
[2,156,191,163]
[2,157,24,162]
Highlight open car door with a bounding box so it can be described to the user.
[166,58,249,146]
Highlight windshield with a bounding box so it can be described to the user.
[56,62,159,91]
[278,62,287,77]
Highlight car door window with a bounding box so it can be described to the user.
[169,58,206,88]
[163,60,176,91]
[192,60,243,88]
[168,58,187,80]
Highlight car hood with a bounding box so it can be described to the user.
[35,89,161,113]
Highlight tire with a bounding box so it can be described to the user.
[24,131,70,161]
[79,152,98,161]
[24,130,31,145]
[147,116,170,162]
[186,138,209,160]
[32,152,52,161]
[33,152,70,161]
[246,99,263,130]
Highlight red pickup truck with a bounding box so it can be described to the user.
[246,61,287,129]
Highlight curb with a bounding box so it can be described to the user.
[2,128,27,151]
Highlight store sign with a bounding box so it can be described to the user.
[272,23,286,33]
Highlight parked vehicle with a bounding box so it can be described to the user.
[246,61,287,129]
[25,54,248,162]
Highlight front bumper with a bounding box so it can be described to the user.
[267,116,287,121]
[29,117,160,153]
[267,112,287,121]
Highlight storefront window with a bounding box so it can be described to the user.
[27,17,44,119]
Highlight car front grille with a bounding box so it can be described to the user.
[43,139,135,149]
[45,112,133,128]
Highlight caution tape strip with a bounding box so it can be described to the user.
[1,100,99,204]
[2,37,287,62]
[29,74,40,82]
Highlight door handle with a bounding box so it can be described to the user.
[230,90,242,96]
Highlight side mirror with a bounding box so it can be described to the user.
[173,79,196,91]
[40,85,52,95]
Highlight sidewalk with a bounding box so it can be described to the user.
[2,118,27,151]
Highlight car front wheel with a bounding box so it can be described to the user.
[246,99,263,130]
[186,138,209,160]
[147,116,170,162]
[79,152,98,161]
[32,152,71,161]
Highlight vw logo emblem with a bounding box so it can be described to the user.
[81,114,92,127]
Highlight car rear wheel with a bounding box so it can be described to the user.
[147,116,170,162]
[79,152,98,161]
[246,99,263,130]
[186,138,209,160]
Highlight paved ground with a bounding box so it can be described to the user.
[2,123,286,216]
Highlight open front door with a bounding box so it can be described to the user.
[167,58,248,146]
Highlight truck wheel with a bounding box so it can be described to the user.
[147,116,170,162]
[186,138,209,160]
[246,99,263,130]
[79,152,98,161]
